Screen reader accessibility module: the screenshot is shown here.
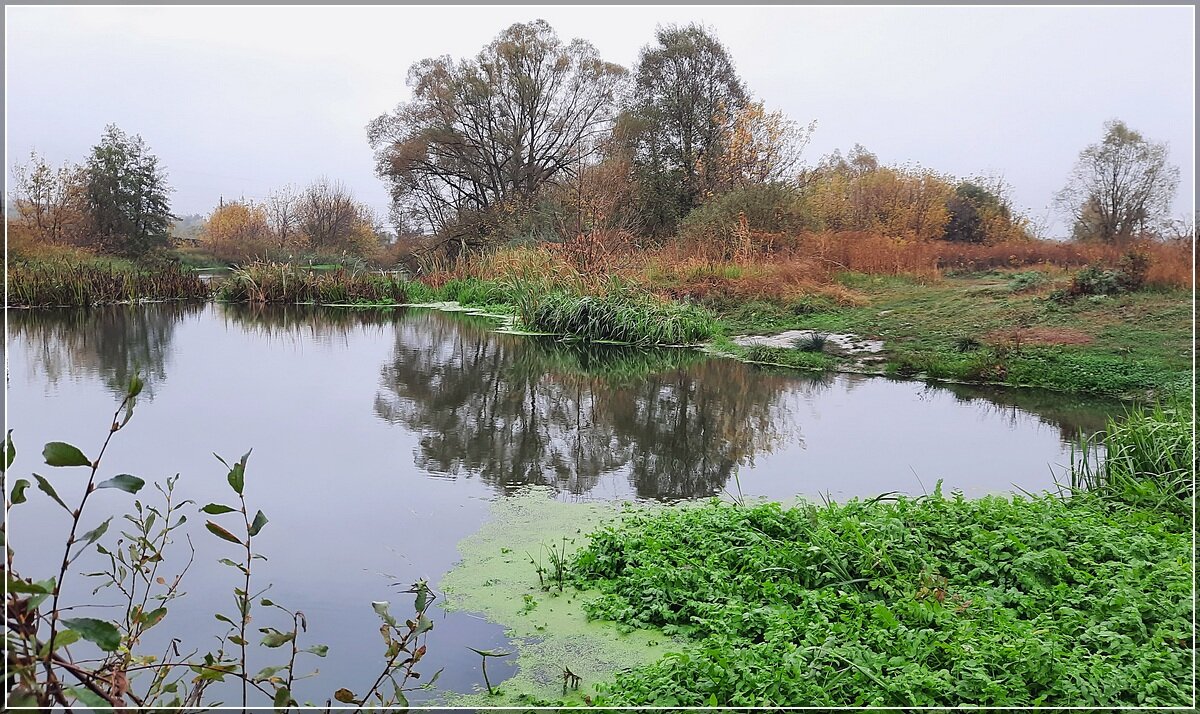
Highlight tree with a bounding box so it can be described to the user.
[716,102,815,191]
[626,24,749,233]
[297,178,376,255]
[84,124,175,257]
[367,20,627,255]
[1057,120,1180,242]
[265,185,302,252]
[10,151,90,245]
[201,200,271,262]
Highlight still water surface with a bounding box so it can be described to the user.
[5,303,1122,703]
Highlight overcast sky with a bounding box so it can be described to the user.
[5,5,1195,236]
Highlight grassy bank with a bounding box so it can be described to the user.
[709,271,1191,399]
[557,405,1192,707]
[214,261,414,304]
[7,257,210,307]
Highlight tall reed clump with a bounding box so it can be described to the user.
[518,286,718,346]
[7,260,210,307]
[215,261,413,304]
[1069,403,1193,519]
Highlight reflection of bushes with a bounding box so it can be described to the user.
[8,303,201,398]
[219,302,409,338]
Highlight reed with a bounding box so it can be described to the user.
[215,261,413,304]
[7,259,210,307]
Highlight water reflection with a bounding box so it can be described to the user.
[374,312,815,500]
[934,382,1117,442]
[7,303,201,399]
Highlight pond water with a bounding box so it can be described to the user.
[4,303,1124,704]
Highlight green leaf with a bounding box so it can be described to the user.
[62,617,121,652]
[43,441,90,467]
[467,647,511,658]
[96,474,144,494]
[128,374,144,398]
[371,601,397,627]
[10,478,30,504]
[393,688,408,708]
[260,630,295,648]
[304,644,329,657]
[248,510,268,537]
[333,688,360,704]
[225,450,251,495]
[6,575,52,594]
[136,606,167,629]
[205,521,242,545]
[273,686,294,709]
[78,518,112,547]
[39,628,82,656]
[3,430,15,473]
[33,474,70,512]
[415,613,434,635]
[201,503,236,515]
[414,586,429,613]
[66,685,113,711]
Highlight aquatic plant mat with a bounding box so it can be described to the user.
[570,489,1192,706]
[439,488,679,705]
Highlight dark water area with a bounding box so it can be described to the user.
[3,303,1125,704]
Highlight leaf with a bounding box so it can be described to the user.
[128,374,144,398]
[97,474,145,494]
[415,614,434,635]
[3,430,15,473]
[33,474,70,512]
[201,503,236,515]
[393,688,408,708]
[371,601,397,627]
[136,607,168,629]
[333,688,360,704]
[304,644,329,657]
[467,647,511,658]
[6,575,52,594]
[260,630,294,648]
[78,518,112,547]
[273,686,294,710]
[10,478,30,504]
[62,617,121,652]
[248,510,268,537]
[66,685,113,711]
[43,441,90,467]
[205,521,243,545]
[414,586,429,613]
[226,450,251,495]
[39,628,81,656]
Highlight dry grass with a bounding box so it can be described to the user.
[415,230,1192,311]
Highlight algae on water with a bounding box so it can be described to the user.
[439,487,680,705]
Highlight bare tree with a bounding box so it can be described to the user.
[10,151,90,245]
[298,178,369,252]
[265,185,301,252]
[367,20,627,254]
[1056,119,1180,241]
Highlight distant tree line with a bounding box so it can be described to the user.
[368,20,1185,259]
[8,22,1186,268]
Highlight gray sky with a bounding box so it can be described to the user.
[5,5,1195,236]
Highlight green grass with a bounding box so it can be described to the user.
[705,272,1190,399]
[564,405,1193,706]
[517,288,718,346]
[741,344,835,371]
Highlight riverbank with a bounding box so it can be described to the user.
[441,404,1193,707]
[7,253,1190,400]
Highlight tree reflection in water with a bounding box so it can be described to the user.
[373,311,820,500]
[7,303,201,399]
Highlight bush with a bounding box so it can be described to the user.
[679,183,805,250]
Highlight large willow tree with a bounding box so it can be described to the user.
[368,20,626,254]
